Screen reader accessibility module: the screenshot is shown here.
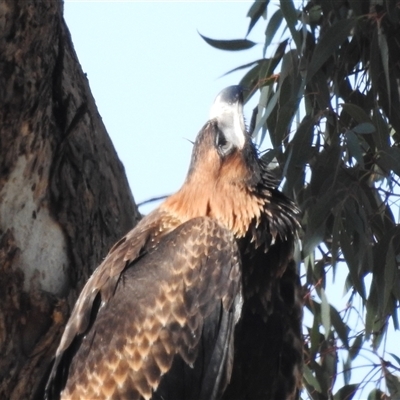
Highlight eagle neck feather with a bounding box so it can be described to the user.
[161,175,263,239]
[159,159,299,251]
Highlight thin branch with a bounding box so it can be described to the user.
[137,195,170,208]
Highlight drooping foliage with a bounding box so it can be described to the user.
[203,1,400,398]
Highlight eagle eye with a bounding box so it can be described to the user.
[215,130,234,156]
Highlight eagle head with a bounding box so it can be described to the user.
[186,85,262,189]
[164,85,264,236]
[209,85,246,150]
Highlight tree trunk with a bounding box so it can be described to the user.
[0,1,140,398]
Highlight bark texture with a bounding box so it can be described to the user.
[0,1,140,398]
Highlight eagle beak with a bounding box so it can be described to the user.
[209,85,246,150]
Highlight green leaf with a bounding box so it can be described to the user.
[378,26,391,109]
[310,313,321,359]
[344,273,353,296]
[239,64,262,98]
[246,0,269,36]
[321,338,337,389]
[331,211,342,271]
[222,59,262,77]
[349,333,363,361]
[330,305,349,348]
[268,38,289,73]
[341,103,371,124]
[306,18,356,83]
[343,197,366,239]
[303,188,339,255]
[199,34,257,51]
[383,239,396,313]
[253,87,280,137]
[333,383,359,400]
[303,364,322,392]
[263,9,283,55]
[370,26,381,99]
[378,147,400,177]
[365,283,379,340]
[305,4,322,24]
[345,130,364,168]
[279,0,301,50]
[384,366,400,397]
[258,41,288,90]
[320,288,331,339]
[283,116,314,193]
[272,50,305,148]
[389,353,400,367]
[352,122,376,134]
[392,304,399,330]
[343,356,352,385]
[372,107,389,151]
[312,361,331,395]
[340,227,366,300]
[309,69,331,111]
[304,253,315,293]
[367,388,387,400]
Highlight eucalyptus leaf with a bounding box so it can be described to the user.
[372,107,389,151]
[263,8,283,56]
[345,130,364,168]
[378,147,400,177]
[367,389,387,400]
[378,26,391,109]
[331,207,342,278]
[333,384,359,400]
[352,122,376,134]
[343,357,352,385]
[283,116,314,193]
[349,334,363,361]
[389,353,400,367]
[252,88,279,137]
[340,226,366,300]
[320,289,330,340]
[341,103,371,124]
[383,240,396,313]
[365,283,379,341]
[310,313,321,359]
[222,59,263,77]
[303,364,322,392]
[199,34,257,51]
[306,19,356,83]
[246,0,269,36]
[279,0,301,50]
[330,305,349,348]
[383,366,400,397]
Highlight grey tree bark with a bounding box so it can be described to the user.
[0,1,140,398]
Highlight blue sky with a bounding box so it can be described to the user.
[64,1,263,214]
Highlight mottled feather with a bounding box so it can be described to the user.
[47,218,241,400]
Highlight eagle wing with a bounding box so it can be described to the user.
[222,239,303,400]
[46,216,242,400]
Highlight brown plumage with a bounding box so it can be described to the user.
[45,86,302,400]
